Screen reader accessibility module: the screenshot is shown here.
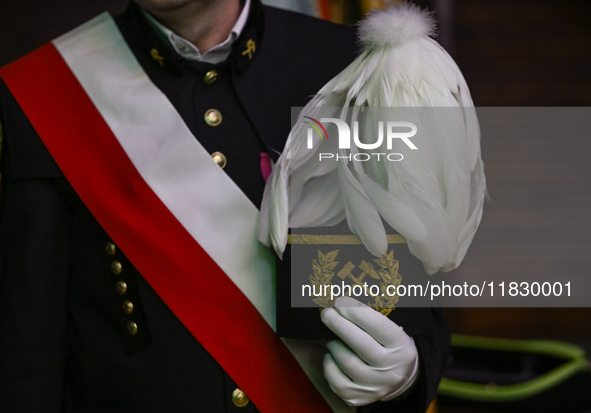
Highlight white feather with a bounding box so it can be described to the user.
[258,2,486,274]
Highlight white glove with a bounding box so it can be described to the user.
[321,296,419,406]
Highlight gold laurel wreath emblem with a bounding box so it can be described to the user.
[309,249,402,316]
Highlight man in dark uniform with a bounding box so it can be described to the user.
[0,0,449,411]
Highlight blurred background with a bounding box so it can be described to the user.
[1,0,590,411]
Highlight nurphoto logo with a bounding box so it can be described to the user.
[303,116,418,162]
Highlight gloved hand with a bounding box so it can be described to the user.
[321,296,419,406]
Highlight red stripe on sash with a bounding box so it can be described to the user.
[0,43,332,413]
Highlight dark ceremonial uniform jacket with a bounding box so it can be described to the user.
[0,1,450,412]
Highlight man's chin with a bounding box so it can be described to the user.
[132,0,198,13]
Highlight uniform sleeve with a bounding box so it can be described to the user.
[0,79,70,411]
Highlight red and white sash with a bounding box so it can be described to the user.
[0,13,351,413]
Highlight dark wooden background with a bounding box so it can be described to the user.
[444,0,591,345]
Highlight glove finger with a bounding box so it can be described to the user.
[323,353,381,406]
[326,340,385,386]
[334,296,408,348]
[321,307,385,366]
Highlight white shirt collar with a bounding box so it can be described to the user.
[142,0,251,65]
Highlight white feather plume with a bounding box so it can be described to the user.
[258,2,486,274]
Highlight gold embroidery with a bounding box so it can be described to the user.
[288,233,406,245]
[241,39,256,59]
[150,48,165,66]
[309,249,340,310]
[308,249,401,316]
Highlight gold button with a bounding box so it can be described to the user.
[203,70,218,85]
[122,300,134,315]
[231,388,249,407]
[127,321,138,336]
[211,152,227,169]
[116,281,128,295]
[204,109,222,127]
[111,261,122,275]
[105,242,116,256]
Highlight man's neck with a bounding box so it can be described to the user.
[141,0,242,53]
